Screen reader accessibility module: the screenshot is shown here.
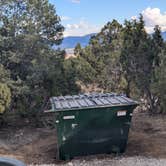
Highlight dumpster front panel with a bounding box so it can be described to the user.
[55,104,137,160]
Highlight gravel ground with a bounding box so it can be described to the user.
[1,112,166,165]
[29,156,166,166]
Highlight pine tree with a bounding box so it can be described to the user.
[0,0,72,115]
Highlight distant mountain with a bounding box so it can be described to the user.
[53,31,166,50]
[53,33,96,49]
[161,31,166,41]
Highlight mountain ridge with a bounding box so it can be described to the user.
[53,33,96,49]
[54,31,166,49]
[161,31,166,41]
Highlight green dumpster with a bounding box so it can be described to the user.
[49,93,138,160]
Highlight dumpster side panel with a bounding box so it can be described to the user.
[56,105,136,160]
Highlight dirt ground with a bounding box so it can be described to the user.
[0,111,166,165]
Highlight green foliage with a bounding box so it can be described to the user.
[120,15,148,97]
[0,0,165,116]
[0,83,11,113]
[119,15,165,112]
[73,16,165,113]
[0,0,78,117]
[0,64,10,83]
[64,56,96,84]
[74,43,82,56]
[75,20,124,91]
[0,0,64,44]
[151,48,166,113]
[0,64,12,114]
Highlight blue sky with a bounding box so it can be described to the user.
[49,0,166,36]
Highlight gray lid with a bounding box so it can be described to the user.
[50,92,138,111]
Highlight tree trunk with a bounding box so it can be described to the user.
[126,79,131,97]
[146,88,156,113]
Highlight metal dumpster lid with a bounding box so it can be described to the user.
[50,92,138,111]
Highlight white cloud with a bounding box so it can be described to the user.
[71,0,80,3]
[131,16,137,20]
[142,7,166,33]
[60,16,71,21]
[64,20,101,37]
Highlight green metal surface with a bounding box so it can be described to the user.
[55,104,137,160]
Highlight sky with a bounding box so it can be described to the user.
[49,0,166,37]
